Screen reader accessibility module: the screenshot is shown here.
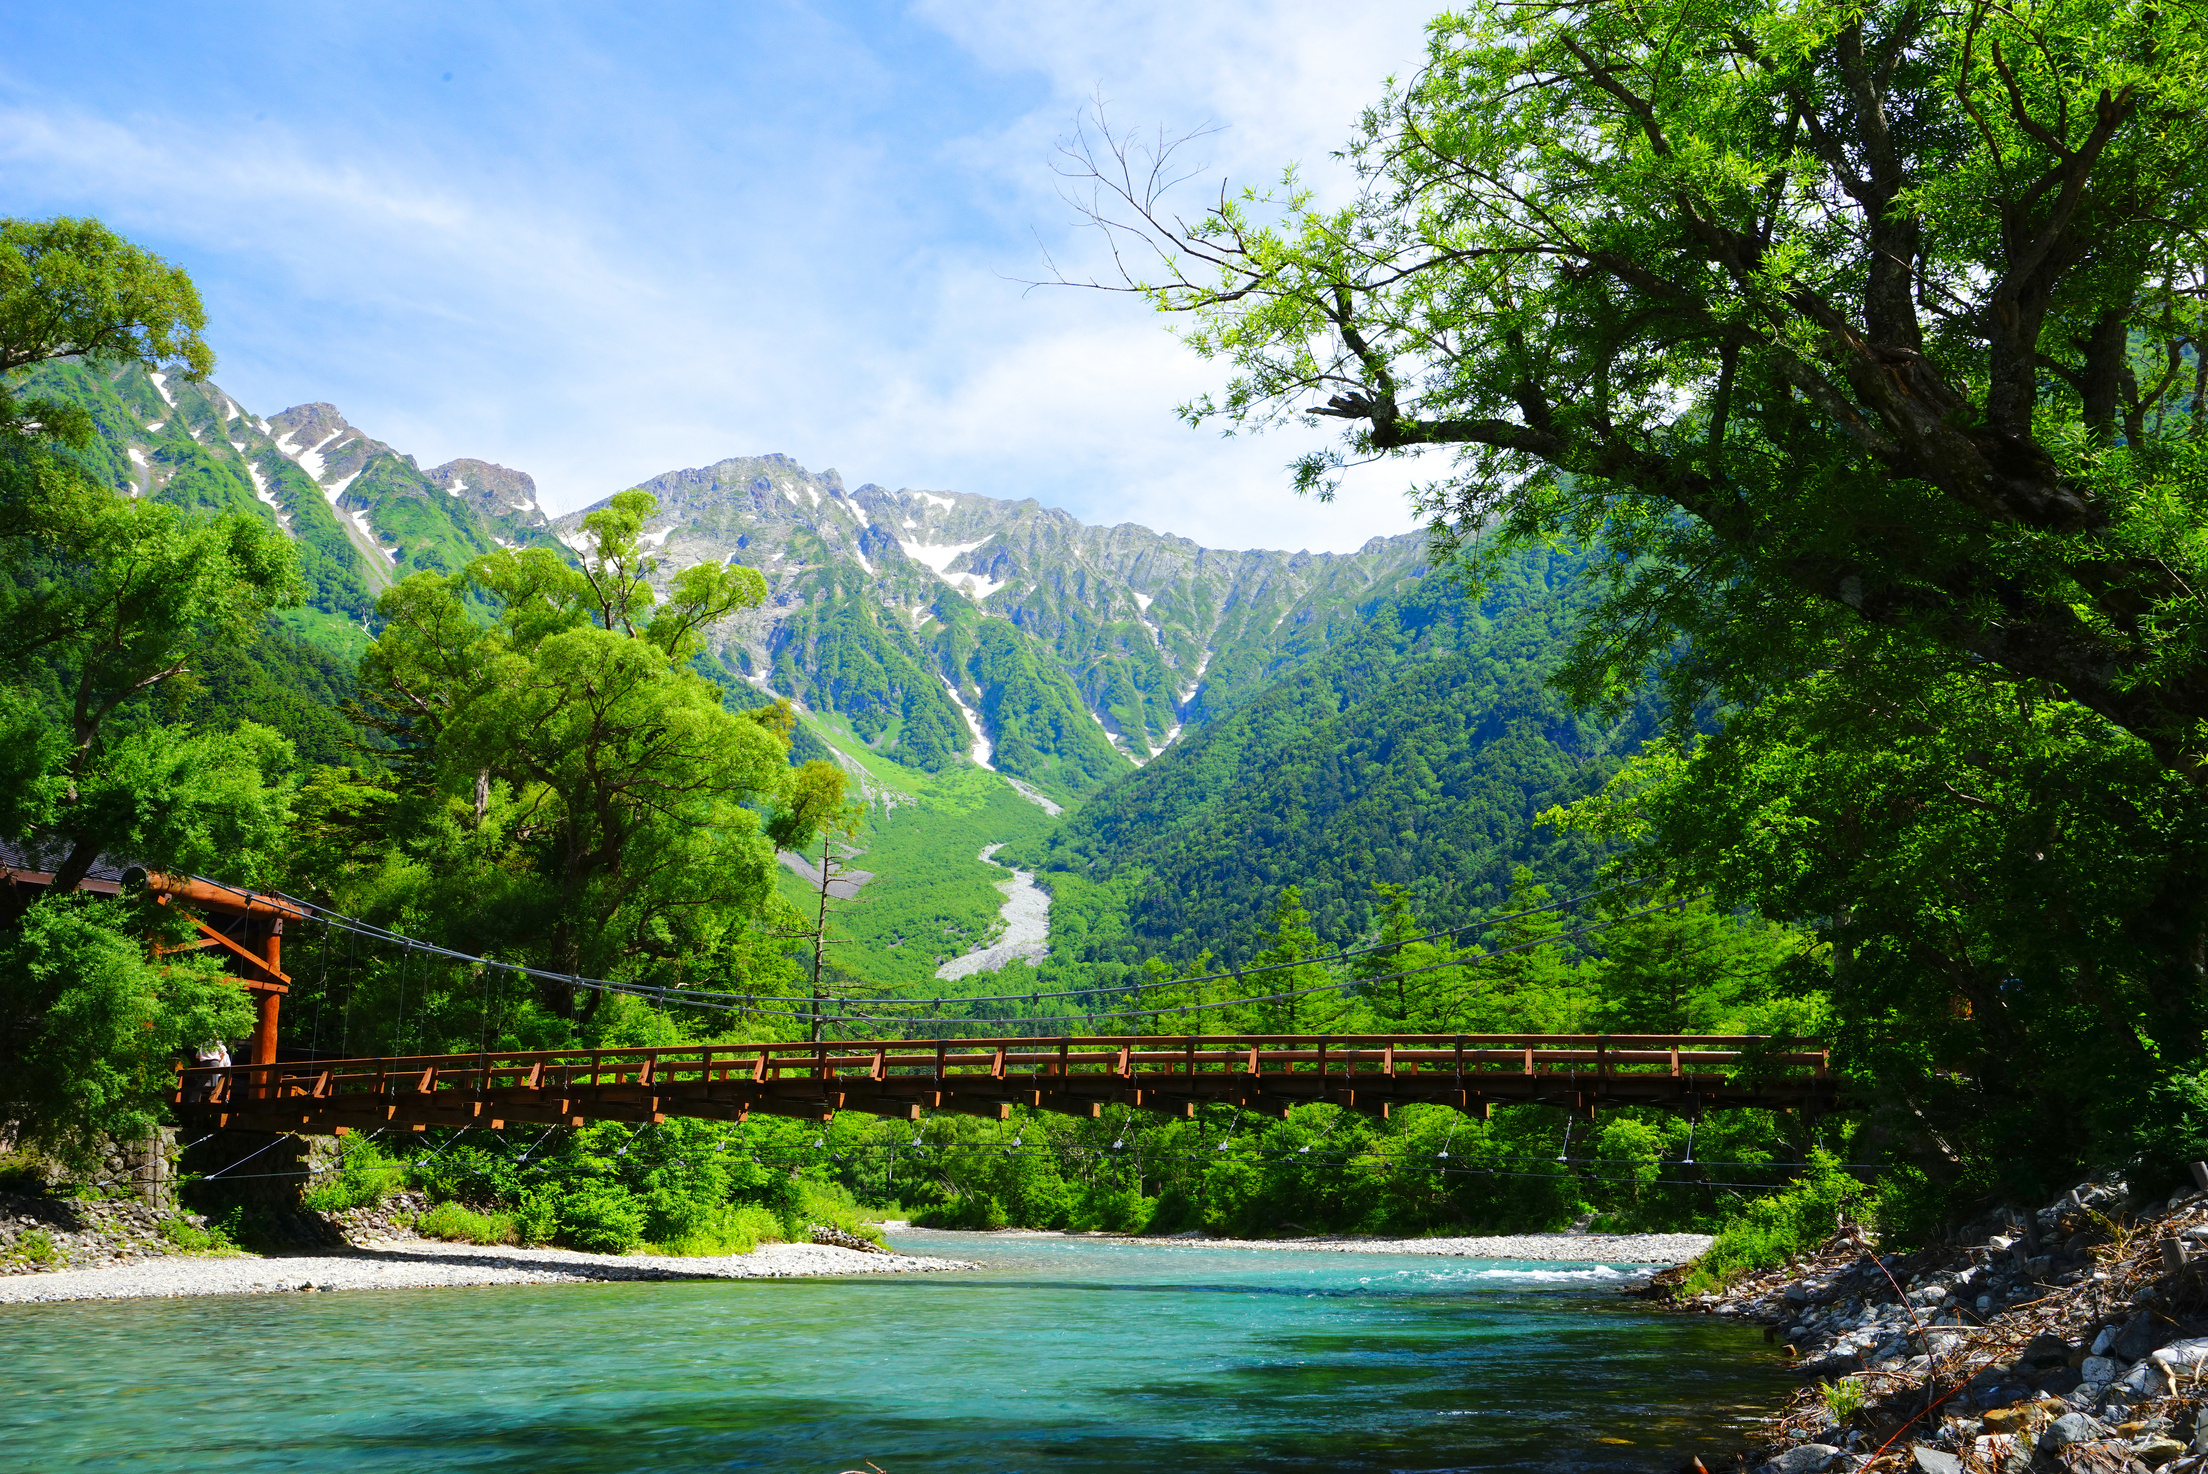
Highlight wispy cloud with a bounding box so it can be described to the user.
[0,0,1439,551]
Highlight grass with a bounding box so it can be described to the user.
[780,755,1060,993]
[159,1209,244,1255]
[654,1203,786,1257]
[8,1228,57,1267]
[1679,1150,1871,1295]
[416,1201,519,1246]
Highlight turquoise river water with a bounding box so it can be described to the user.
[4,1229,1789,1472]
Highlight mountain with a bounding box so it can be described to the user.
[1012,546,1655,972]
[33,359,1634,994]
[555,455,1426,803]
[25,359,566,658]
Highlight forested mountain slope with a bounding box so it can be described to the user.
[24,359,563,659]
[556,457,1427,803]
[29,355,1631,994]
[1013,544,1653,967]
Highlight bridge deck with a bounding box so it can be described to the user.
[176,1033,1839,1136]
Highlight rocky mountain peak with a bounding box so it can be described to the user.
[427,458,547,533]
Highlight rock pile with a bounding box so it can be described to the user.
[1673,1173,2208,1473]
[809,1224,887,1254]
[0,1191,222,1275]
[324,1191,432,1244]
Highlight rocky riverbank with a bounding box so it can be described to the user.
[1664,1174,2208,1473]
[0,1191,230,1275]
[1117,1228,1713,1263]
[0,1236,979,1303]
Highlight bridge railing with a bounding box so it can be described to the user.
[175,1032,1828,1111]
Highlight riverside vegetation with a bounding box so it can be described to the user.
[4,0,2208,1445]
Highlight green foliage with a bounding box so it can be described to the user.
[0,216,211,452]
[301,1138,403,1213]
[1681,1152,1871,1295]
[158,1209,239,1254]
[325,488,803,1033]
[553,1180,647,1254]
[1819,1378,1868,1421]
[7,1227,56,1266]
[0,899,253,1168]
[1022,548,1649,967]
[417,1201,519,1246]
[1554,633,2208,1192]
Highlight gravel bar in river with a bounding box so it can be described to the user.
[1113,1230,1713,1263]
[0,1237,980,1304]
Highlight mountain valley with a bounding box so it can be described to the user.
[37,358,1634,993]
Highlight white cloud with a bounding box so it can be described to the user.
[0,0,1440,552]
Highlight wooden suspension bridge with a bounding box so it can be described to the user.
[176,1033,1840,1137]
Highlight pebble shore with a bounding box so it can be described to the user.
[0,1236,980,1304]
[1118,1230,1714,1264]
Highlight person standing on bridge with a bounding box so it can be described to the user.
[184,1038,229,1103]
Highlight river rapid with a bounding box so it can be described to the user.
[4,1228,1787,1473]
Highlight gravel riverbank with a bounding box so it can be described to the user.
[1111,1229,1714,1264]
[0,1236,981,1304]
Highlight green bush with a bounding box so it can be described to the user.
[556,1181,646,1254]
[9,1228,57,1266]
[417,1201,518,1246]
[656,1202,784,1256]
[782,1179,889,1246]
[158,1209,240,1254]
[1681,1151,1870,1295]
[515,1188,560,1247]
[302,1138,403,1213]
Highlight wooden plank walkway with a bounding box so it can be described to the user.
[176,1033,1841,1136]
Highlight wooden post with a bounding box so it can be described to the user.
[251,920,283,1098]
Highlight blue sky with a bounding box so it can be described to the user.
[1,1,1442,551]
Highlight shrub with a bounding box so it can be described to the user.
[656,1203,784,1257]
[158,1209,240,1254]
[1680,1150,1871,1295]
[515,1188,559,1247]
[417,1201,518,1246]
[9,1228,57,1266]
[782,1179,889,1246]
[556,1181,646,1254]
[302,1138,403,1213]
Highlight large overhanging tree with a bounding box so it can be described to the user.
[1067,0,2208,773]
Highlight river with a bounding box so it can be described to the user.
[4,1229,1787,1472]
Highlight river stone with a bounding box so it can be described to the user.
[2091,1325,2119,1357]
[2113,1311,2161,1361]
[2138,1436,2188,1468]
[2037,1412,2109,1451]
[2080,1355,2118,1384]
[2150,1337,2208,1378]
[2121,1360,2171,1397]
[1910,1446,1961,1474]
[1752,1444,1842,1474]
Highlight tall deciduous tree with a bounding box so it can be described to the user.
[358,489,822,1020]
[0,216,294,1162]
[1072,0,2208,773]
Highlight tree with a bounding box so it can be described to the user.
[355,489,810,1021]
[1070,0,2208,776]
[1554,633,2204,1184]
[0,216,292,1163]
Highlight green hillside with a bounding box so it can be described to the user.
[1010,544,1653,969]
